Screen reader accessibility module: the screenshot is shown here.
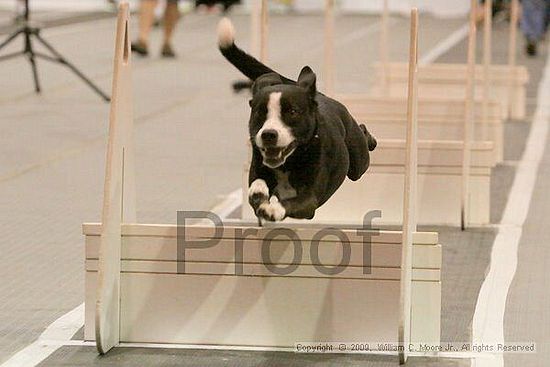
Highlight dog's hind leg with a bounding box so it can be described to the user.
[360,124,377,151]
[344,118,374,181]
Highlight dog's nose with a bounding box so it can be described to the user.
[261,129,278,145]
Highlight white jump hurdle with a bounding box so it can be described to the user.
[371,63,528,121]
[338,95,503,162]
[85,4,441,364]
[374,0,529,120]
[243,139,495,226]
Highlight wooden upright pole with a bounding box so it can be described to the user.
[398,8,418,365]
[380,0,390,95]
[482,0,492,140]
[260,0,268,63]
[95,1,136,354]
[250,0,261,58]
[462,0,477,230]
[508,0,519,117]
[323,0,335,96]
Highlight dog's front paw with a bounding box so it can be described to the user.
[257,196,286,222]
[248,179,269,208]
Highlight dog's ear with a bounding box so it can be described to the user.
[297,66,317,97]
[252,73,283,96]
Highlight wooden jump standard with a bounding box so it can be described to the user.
[85,4,441,364]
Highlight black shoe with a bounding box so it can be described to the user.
[526,41,537,57]
[131,41,149,56]
[161,44,177,58]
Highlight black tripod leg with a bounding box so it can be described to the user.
[28,53,41,93]
[24,32,41,93]
[0,29,23,51]
[0,50,25,62]
[33,33,110,102]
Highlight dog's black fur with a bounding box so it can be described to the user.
[218,19,377,222]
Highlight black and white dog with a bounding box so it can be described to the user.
[217,18,377,222]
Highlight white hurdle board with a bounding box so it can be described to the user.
[86,4,441,360]
[338,95,503,162]
[83,222,441,348]
[243,139,496,226]
[371,62,528,121]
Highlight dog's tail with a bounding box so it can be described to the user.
[232,80,254,93]
[217,18,292,83]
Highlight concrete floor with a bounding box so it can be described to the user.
[0,7,549,367]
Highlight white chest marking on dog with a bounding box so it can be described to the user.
[255,92,295,148]
[274,170,297,201]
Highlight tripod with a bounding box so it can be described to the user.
[0,0,110,101]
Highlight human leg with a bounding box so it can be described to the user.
[161,0,180,57]
[132,0,159,56]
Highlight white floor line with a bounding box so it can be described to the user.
[419,23,469,65]
[309,18,389,56]
[471,47,550,367]
[0,304,84,367]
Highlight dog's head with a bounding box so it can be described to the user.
[248,66,318,169]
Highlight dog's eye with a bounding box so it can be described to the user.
[290,108,299,115]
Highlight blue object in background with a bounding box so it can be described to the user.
[521,0,550,41]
